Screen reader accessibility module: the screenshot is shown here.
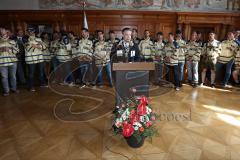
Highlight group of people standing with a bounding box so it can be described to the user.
[0,26,240,96]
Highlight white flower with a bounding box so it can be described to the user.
[122,114,127,121]
[140,116,145,122]
[146,106,152,114]
[133,122,142,128]
[145,115,150,122]
[134,126,139,131]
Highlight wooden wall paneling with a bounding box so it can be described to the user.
[0,10,239,41]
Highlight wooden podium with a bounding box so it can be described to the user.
[112,62,155,104]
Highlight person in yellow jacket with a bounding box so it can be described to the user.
[139,30,154,61]
[233,46,240,85]
[0,28,19,96]
[200,31,221,87]
[216,31,238,87]
[25,27,47,91]
[175,30,187,87]
[164,32,180,91]
[153,32,165,84]
[56,34,74,86]
[41,32,52,78]
[78,28,94,88]
[185,31,202,87]
[94,30,113,87]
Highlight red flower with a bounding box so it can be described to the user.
[140,96,148,105]
[146,121,153,127]
[122,123,134,137]
[137,103,147,116]
[131,114,139,123]
[130,109,135,115]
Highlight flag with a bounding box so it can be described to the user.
[83,2,88,29]
[83,11,88,29]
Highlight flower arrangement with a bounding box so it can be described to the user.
[112,95,158,145]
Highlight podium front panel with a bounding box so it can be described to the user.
[115,71,149,104]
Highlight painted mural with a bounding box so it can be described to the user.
[39,0,240,11]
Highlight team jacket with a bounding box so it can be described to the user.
[163,41,179,66]
[176,39,187,63]
[25,36,45,64]
[185,41,202,62]
[0,37,19,67]
[202,39,221,64]
[218,39,238,64]
[94,40,111,66]
[49,39,60,58]
[56,40,72,63]
[153,41,165,64]
[235,47,240,69]
[139,38,154,59]
[42,40,52,62]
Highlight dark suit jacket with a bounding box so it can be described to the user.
[111,41,140,63]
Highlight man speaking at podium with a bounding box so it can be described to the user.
[111,28,154,105]
[111,27,140,63]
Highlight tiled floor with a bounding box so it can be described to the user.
[0,84,240,160]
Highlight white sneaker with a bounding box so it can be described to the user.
[68,82,75,87]
[79,84,86,89]
[175,87,180,91]
[223,84,232,88]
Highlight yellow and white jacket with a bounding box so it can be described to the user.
[185,41,202,62]
[78,38,93,59]
[218,40,238,64]
[0,37,19,67]
[164,42,179,66]
[153,41,165,64]
[94,41,110,66]
[235,47,240,70]
[202,39,221,64]
[42,40,52,62]
[176,39,187,63]
[25,36,45,64]
[50,39,60,58]
[56,41,72,63]
[139,38,154,59]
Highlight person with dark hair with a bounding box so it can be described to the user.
[111,27,140,62]
[132,28,141,45]
[196,31,203,46]
[164,32,180,91]
[41,32,52,77]
[216,31,238,88]
[50,31,61,71]
[78,28,94,88]
[175,30,186,87]
[0,28,19,96]
[153,31,165,83]
[25,27,48,91]
[94,30,113,87]
[107,30,120,47]
[15,29,27,85]
[185,31,202,87]
[56,34,74,86]
[139,30,154,62]
[200,31,221,87]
